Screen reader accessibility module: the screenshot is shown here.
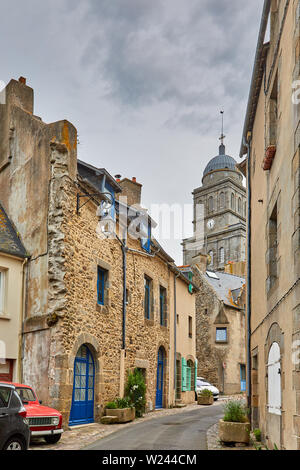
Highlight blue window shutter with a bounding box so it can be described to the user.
[194,360,198,392]
[141,221,151,253]
[144,277,151,319]
[97,267,106,305]
[182,358,187,392]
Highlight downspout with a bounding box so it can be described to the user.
[121,229,127,351]
[173,272,180,396]
[244,134,252,420]
[19,257,28,382]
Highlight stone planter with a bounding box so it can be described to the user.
[219,419,250,444]
[197,395,214,406]
[105,407,135,423]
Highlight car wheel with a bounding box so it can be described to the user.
[3,437,26,450]
[44,434,62,445]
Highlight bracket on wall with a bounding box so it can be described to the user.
[76,191,113,215]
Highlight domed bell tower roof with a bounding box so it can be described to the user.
[203,143,238,177]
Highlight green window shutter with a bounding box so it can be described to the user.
[182,358,187,392]
[194,360,198,392]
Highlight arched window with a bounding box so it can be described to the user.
[231,193,235,210]
[238,198,242,214]
[219,247,225,265]
[186,359,195,391]
[219,192,225,209]
[208,250,214,266]
[208,196,214,213]
[244,202,247,217]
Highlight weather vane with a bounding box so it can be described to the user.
[219,110,226,145]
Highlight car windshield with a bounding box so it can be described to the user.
[15,387,36,403]
[197,381,211,387]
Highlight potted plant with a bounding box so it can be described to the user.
[104,397,135,423]
[197,388,214,406]
[219,400,250,444]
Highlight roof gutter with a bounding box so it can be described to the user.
[240,0,271,158]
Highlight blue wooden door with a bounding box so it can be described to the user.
[240,364,246,392]
[69,345,95,426]
[155,347,164,409]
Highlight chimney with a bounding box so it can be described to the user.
[5,78,34,114]
[116,177,142,207]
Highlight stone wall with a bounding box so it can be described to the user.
[192,267,246,394]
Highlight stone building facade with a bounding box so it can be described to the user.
[180,261,246,395]
[240,0,300,449]
[0,78,197,427]
[182,142,246,271]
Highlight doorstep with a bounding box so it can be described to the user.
[67,423,98,430]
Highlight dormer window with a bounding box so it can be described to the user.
[140,220,151,253]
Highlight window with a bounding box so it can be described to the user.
[231,193,235,210]
[216,328,227,343]
[188,316,193,338]
[0,386,11,408]
[238,198,242,214]
[140,220,151,253]
[267,202,278,290]
[97,267,107,305]
[186,360,195,392]
[219,247,225,265]
[0,271,5,314]
[219,192,225,209]
[144,276,152,319]
[208,196,214,213]
[159,286,167,326]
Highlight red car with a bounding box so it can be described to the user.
[6,383,63,444]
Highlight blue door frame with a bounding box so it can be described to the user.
[69,345,95,426]
[155,347,165,409]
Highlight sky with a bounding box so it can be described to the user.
[0,0,263,264]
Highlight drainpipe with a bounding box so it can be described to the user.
[120,229,127,351]
[173,273,180,397]
[244,134,252,421]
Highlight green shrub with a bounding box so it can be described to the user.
[105,401,118,409]
[223,400,248,423]
[253,428,262,442]
[105,397,133,409]
[125,369,146,418]
[199,388,213,398]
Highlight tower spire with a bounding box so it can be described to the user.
[219,110,226,155]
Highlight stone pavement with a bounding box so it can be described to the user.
[29,402,201,451]
[30,394,245,451]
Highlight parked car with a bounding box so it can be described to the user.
[196,377,219,401]
[6,382,63,444]
[0,382,30,450]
